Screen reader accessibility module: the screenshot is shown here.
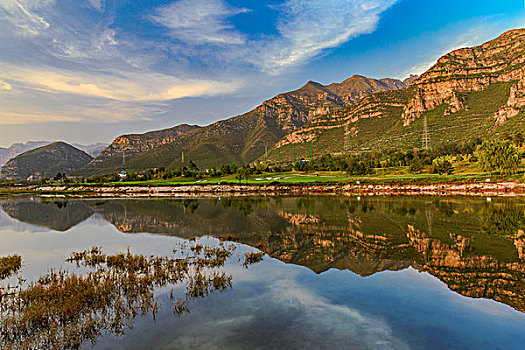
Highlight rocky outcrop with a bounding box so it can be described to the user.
[87,124,200,169]
[79,75,405,175]
[403,74,419,85]
[402,29,525,124]
[494,77,525,126]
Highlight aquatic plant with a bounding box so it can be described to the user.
[243,251,265,267]
[0,243,252,350]
[0,255,21,280]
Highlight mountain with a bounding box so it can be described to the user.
[72,143,108,158]
[0,141,51,166]
[403,74,419,85]
[0,141,108,167]
[78,75,406,175]
[0,198,93,231]
[271,28,525,159]
[0,142,93,180]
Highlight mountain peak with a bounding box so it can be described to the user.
[1,142,92,180]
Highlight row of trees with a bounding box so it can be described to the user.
[62,135,524,184]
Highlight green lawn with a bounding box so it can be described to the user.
[70,167,525,187]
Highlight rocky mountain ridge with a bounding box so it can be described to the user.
[269,28,525,159]
[402,29,525,125]
[78,75,406,175]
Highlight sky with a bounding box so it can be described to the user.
[0,0,524,147]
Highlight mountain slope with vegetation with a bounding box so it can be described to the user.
[78,76,407,175]
[270,29,525,162]
[0,141,50,166]
[0,142,93,180]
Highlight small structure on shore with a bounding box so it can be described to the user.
[118,171,127,181]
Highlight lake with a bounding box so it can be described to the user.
[0,196,524,349]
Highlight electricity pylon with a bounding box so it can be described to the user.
[422,116,431,150]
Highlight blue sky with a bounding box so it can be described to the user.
[0,0,524,147]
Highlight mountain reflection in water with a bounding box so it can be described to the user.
[1,196,524,313]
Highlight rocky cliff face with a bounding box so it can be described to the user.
[402,29,525,125]
[79,75,405,175]
[269,28,525,158]
[256,76,406,131]
[0,142,93,180]
[84,124,200,171]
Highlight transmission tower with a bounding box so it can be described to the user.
[422,116,431,150]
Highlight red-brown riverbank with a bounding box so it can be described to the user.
[23,181,525,197]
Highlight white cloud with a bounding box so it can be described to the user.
[255,0,398,73]
[405,22,516,77]
[0,0,52,36]
[0,0,398,126]
[0,63,241,102]
[0,111,81,124]
[150,0,249,45]
[87,0,103,11]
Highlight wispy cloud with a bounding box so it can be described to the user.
[1,63,241,101]
[0,79,11,90]
[0,0,52,36]
[270,279,411,349]
[87,0,103,12]
[259,0,398,72]
[0,0,397,126]
[405,21,519,77]
[150,0,249,45]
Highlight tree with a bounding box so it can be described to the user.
[432,158,454,176]
[235,167,250,183]
[476,139,520,175]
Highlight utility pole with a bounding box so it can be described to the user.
[122,152,125,165]
[252,151,254,166]
[422,116,431,150]
[181,151,184,163]
[293,144,296,169]
[265,145,267,163]
[278,148,281,168]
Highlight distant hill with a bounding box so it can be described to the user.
[0,141,107,166]
[72,143,108,158]
[0,141,50,166]
[270,28,525,160]
[78,75,406,175]
[0,142,93,180]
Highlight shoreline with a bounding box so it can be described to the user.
[3,181,525,197]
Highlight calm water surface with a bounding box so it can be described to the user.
[0,196,524,349]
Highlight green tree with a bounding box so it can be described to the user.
[432,158,454,176]
[476,139,520,175]
[235,167,250,183]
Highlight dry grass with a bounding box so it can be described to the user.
[0,243,253,349]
